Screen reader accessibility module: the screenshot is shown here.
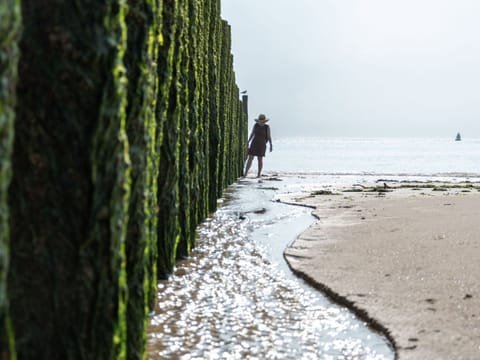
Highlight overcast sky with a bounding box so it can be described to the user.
[221,0,480,138]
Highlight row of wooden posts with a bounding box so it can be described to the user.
[0,0,247,358]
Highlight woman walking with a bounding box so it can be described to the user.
[244,114,273,178]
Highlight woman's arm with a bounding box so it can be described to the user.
[267,126,273,152]
[247,126,255,146]
[248,130,254,143]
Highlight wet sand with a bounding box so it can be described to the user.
[282,183,480,360]
[147,179,393,359]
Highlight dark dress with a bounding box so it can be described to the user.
[248,124,269,157]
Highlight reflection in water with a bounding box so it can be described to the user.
[147,180,393,359]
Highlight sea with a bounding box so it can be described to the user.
[266,137,480,179]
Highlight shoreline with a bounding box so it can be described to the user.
[278,180,480,360]
[284,257,398,357]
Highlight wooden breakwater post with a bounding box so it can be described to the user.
[242,94,249,120]
[0,1,21,358]
[0,0,247,359]
[124,1,163,358]
[8,1,131,359]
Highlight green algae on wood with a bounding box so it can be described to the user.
[8,1,130,358]
[156,0,182,279]
[4,0,247,358]
[207,0,221,213]
[124,0,163,358]
[154,0,250,276]
[176,0,193,260]
[0,1,21,358]
[184,0,203,252]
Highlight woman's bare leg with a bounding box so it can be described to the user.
[244,155,254,177]
[257,156,263,178]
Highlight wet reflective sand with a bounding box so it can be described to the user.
[147,177,394,359]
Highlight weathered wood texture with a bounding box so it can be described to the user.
[2,0,246,358]
[0,1,21,359]
[124,1,162,358]
[8,1,130,358]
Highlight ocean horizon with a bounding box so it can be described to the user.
[265,136,480,178]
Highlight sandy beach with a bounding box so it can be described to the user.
[280,182,480,360]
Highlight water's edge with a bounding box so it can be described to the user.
[242,176,394,358]
[147,175,396,358]
[284,260,398,359]
[275,198,398,358]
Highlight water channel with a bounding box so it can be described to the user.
[147,175,395,359]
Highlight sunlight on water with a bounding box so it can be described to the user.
[268,137,480,176]
[147,179,393,359]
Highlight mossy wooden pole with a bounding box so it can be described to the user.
[217,20,227,195]
[239,98,248,177]
[0,1,21,358]
[207,0,221,213]
[240,95,248,175]
[124,1,162,358]
[176,0,193,259]
[220,40,235,186]
[154,0,248,272]
[154,0,181,285]
[198,1,211,221]
[8,1,130,359]
[156,0,181,279]
[197,2,210,219]
[185,0,202,250]
[2,0,247,358]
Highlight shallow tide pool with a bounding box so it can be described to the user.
[147,176,394,359]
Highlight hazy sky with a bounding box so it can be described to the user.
[221,0,480,138]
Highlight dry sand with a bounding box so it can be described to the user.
[281,183,480,360]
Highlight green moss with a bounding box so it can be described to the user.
[176,0,192,259]
[8,1,130,358]
[197,2,211,221]
[0,1,21,358]
[124,0,162,358]
[185,0,202,248]
[155,0,247,276]
[5,0,247,358]
[207,1,221,213]
[156,0,180,279]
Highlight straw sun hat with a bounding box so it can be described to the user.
[254,114,269,124]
